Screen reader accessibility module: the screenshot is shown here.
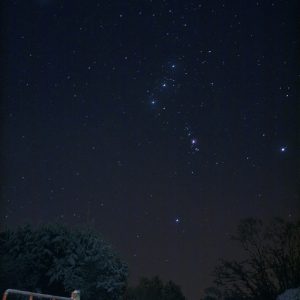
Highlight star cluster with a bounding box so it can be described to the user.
[146,60,201,155]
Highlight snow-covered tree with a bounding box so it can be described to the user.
[0,224,128,300]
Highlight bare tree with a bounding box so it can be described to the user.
[202,218,300,300]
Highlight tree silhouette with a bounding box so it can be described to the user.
[0,224,128,300]
[124,276,186,300]
[163,280,186,300]
[202,218,300,300]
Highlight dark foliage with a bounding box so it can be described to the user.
[201,218,300,300]
[124,276,186,300]
[0,224,128,300]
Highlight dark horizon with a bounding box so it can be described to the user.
[1,1,299,299]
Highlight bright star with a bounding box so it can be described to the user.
[162,83,167,87]
[171,64,176,68]
[175,218,180,224]
[191,139,197,145]
[280,147,287,152]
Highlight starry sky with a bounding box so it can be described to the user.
[0,1,299,299]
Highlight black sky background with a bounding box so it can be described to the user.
[1,1,299,299]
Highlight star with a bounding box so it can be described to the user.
[280,146,287,152]
[162,83,167,87]
[175,218,180,224]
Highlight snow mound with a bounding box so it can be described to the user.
[277,288,300,300]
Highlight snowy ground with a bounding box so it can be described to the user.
[277,288,300,300]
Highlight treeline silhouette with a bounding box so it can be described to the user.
[0,218,299,300]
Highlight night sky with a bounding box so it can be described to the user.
[1,1,299,299]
